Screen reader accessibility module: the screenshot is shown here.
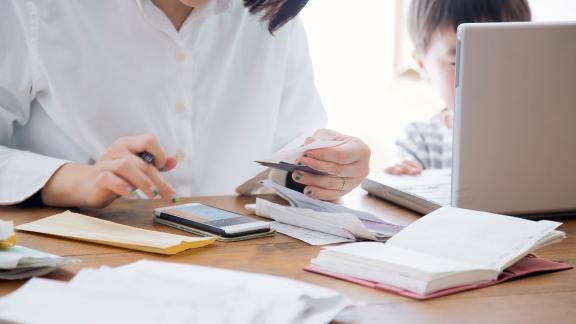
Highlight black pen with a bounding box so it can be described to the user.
[139,151,179,203]
[139,152,155,165]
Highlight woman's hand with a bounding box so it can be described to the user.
[385,160,423,176]
[41,134,178,208]
[291,129,370,201]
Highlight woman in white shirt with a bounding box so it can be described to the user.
[0,0,370,208]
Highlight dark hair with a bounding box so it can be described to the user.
[408,0,532,53]
[244,0,309,33]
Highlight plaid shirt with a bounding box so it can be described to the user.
[394,111,453,169]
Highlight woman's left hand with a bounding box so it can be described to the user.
[292,128,371,200]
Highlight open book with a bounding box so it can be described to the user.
[307,207,569,297]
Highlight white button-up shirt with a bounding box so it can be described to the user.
[0,0,326,204]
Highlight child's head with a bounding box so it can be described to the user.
[408,0,531,110]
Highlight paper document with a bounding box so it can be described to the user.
[271,223,355,245]
[371,169,452,205]
[0,260,353,324]
[0,220,16,248]
[0,245,79,280]
[16,211,215,255]
[258,140,344,164]
[255,181,404,245]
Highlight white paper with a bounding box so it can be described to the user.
[0,220,14,240]
[0,260,353,324]
[260,179,395,224]
[369,169,452,206]
[387,207,563,271]
[255,183,404,244]
[271,222,355,246]
[0,245,79,270]
[259,140,344,164]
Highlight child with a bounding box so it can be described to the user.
[386,0,531,176]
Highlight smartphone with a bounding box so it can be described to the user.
[153,203,270,238]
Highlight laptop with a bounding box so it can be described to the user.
[362,22,576,218]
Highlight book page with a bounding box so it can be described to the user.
[387,207,562,271]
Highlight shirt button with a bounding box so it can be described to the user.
[175,51,186,63]
[175,149,186,162]
[175,102,186,113]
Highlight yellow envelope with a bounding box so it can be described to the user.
[16,211,214,255]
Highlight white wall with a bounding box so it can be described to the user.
[301,1,576,170]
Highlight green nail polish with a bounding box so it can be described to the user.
[130,188,138,194]
[295,175,301,181]
[152,188,159,197]
[297,162,303,166]
[303,154,309,158]
[171,196,179,203]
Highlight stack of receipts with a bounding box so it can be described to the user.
[0,260,353,324]
[0,245,79,280]
[1,220,79,280]
[255,180,404,245]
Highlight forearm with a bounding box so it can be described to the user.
[40,163,94,208]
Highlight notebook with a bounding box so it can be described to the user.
[16,211,215,255]
[306,207,570,299]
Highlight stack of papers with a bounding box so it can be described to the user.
[307,207,569,297]
[0,260,352,324]
[0,245,80,280]
[16,211,215,255]
[0,220,16,248]
[255,180,404,245]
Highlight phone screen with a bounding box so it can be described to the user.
[165,204,257,227]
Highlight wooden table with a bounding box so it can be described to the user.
[1,190,575,324]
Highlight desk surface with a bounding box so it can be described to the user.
[1,191,575,324]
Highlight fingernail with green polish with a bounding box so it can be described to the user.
[295,173,302,181]
[171,196,180,204]
[297,162,303,166]
[303,154,309,158]
[130,188,138,194]
[151,188,159,197]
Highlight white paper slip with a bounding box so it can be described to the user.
[258,140,344,164]
[0,245,80,280]
[0,260,354,324]
[0,220,15,248]
[260,179,398,225]
[271,222,355,246]
[256,182,404,243]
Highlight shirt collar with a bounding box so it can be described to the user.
[136,0,234,19]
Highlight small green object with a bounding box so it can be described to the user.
[152,188,159,197]
[295,175,302,181]
[297,162,303,166]
[303,154,309,158]
[171,196,180,204]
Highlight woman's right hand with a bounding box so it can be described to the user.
[385,160,423,176]
[41,134,178,208]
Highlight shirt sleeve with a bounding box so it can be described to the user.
[0,2,69,206]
